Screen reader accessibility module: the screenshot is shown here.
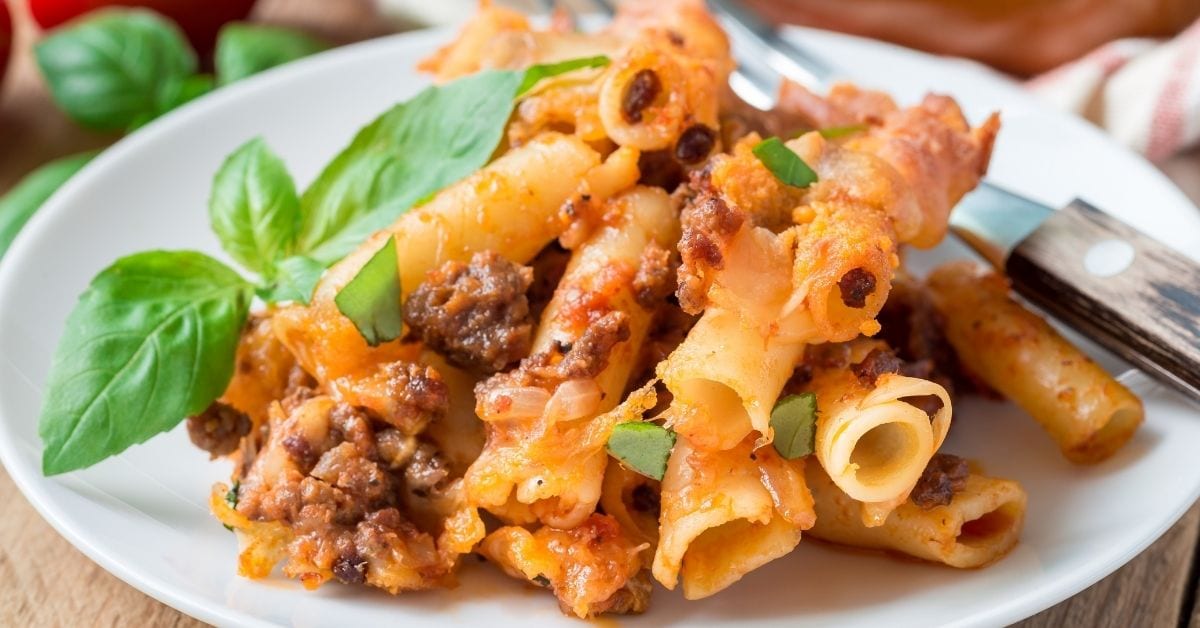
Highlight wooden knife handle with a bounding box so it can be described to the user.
[1005,199,1200,400]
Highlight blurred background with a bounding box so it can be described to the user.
[3,0,1200,196]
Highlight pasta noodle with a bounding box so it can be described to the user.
[810,365,952,526]
[480,514,651,618]
[428,0,729,155]
[660,99,995,451]
[653,436,815,599]
[806,462,1027,568]
[658,309,806,450]
[274,132,606,386]
[926,260,1145,463]
[466,187,678,527]
[600,457,661,545]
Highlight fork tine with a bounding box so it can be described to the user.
[708,0,838,90]
[588,0,617,17]
[539,0,580,31]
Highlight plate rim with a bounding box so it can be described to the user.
[1,23,1197,628]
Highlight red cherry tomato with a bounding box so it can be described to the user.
[0,1,11,88]
[27,0,257,55]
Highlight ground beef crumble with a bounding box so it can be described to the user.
[527,243,571,322]
[850,348,905,385]
[337,361,450,435]
[631,242,675,309]
[475,311,632,399]
[877,274,996,399]
[837,267,877,308]
[556,311,632,380]
[187,401,251,458]
[404,250,535,373]
[910,453,969,509]
[231,396,463,590]
[676,172,744,314]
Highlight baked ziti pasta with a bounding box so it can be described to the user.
[95,0,1150,618]
[927,260,1145,463]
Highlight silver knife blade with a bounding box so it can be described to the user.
[949,182,1054,268]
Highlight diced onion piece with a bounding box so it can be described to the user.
[544,378,603,422]
[480,386,552,422]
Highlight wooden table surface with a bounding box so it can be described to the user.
[3,1,1200,626]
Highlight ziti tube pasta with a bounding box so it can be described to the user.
[466,186,678,528]
[658,308,807,450]
[926,260,1144,464]
[806,462,1026,568]
[810,367,952,526]
[653,436,815,599]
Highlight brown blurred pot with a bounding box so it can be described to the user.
[743,0,1200,76]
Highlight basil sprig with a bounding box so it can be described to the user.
[257,255,325,305]
[607,422,677,481]
[753,137,818,189]
[215,23,328,86]
[209,138,301,278]
[0,151,96,260]
[38,54,612,475]
[334,237,402,347]
[770,393,818,459]
[11,14,327,273]
[35,9,209,132]
[39,252,253,475]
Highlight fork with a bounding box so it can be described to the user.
[544,0,1200,403]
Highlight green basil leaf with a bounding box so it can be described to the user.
[0,151,97,260]
[156,74,215,115]
[296,56,609,265]
[818,124,868,139]
[223,479,240,531]
[516,54,610,96]
[770,393,818,459]
[39,251,253,475]
[258,255,325,305]
[334,237,402,346]
[209,137,301,277]
[225,479,240,508]
[607,422,677,481]
[215,23,328,86]
[296,69,523,261]
[752,137,818,189]
[34,9,197,131]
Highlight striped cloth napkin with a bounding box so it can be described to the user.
[1027,18,1200,163]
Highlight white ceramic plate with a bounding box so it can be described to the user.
[2,25,1199,628]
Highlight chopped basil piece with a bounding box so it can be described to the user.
[752,136,818,189]
[334,237,402,346]
[225,480,240,509]
[770,393,818,459]
[607,422,677,481]
[516,55,611,96]
[532,574,551,587]
[818,124,868,139]
[223,480,241,531]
